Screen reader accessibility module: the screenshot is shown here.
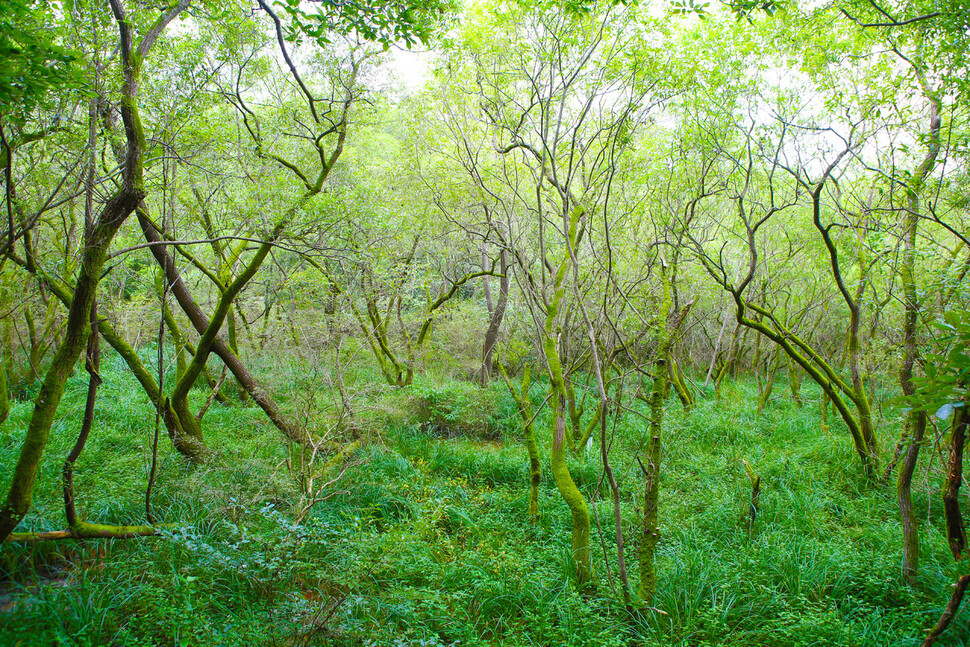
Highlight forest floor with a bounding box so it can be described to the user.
[0,351,966,646]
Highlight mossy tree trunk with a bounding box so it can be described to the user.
[138,212,304,444]
[638,265,691,604]
[898,72,940,586]
[166,222,284,462]
[541,209,594,590]
[668,356,694,413]
[499,364,542,521]
[0,0,190,542]
[697,150,880,478]
[0,348,9,427]
[638,367,664,604]
[17,269,193,448]
[550,391,593,588]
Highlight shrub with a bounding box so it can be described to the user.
[408,381,504,441]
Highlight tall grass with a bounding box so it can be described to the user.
[0,360,964,645]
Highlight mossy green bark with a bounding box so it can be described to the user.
[669,358,694,413]
[0,0,189,541]
[736,302,878,476]
[897,84,940,584]
[5,522,161,542]
[500,364,542,521]
[0,356,9,427]
[539,209,593,589]
[0,189,142,540]
[141,210,303,444]
[550,395,593,589]
[168,226,282,462]
[639,269,676,604]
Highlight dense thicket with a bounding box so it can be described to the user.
[1,0,969,643]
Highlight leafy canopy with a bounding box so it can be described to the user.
[275,0,457,48]
[0,0,81,125]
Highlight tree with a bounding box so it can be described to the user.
[0,0,190,542]
[450,0,670,590]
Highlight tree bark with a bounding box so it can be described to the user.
[550,392,593,590]
[166,222,284,461]
[943,407,969,561]
[922,575,970,647]
[897,68,941,581]
[500,364,542,520]
[0,0,189,542]
[137,212,304,443]
[638,276,691,603]
[62,299,101,526]
[480,247,508,386]
[0,347,8,427]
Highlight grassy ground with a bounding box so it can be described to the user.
[0,352,966,646]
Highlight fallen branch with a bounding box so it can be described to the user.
[4,522,163,543]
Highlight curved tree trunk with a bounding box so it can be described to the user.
[897,71,941,583]
[138,212,304,443]
[550,392,593,590]
[0,0,190,542]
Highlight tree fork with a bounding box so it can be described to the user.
[137,212,304,443]
[26,265,191,449]
[62,299,102,526]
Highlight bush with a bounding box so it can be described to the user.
[408,381,504,441]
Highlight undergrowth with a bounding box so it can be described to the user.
[0,355,965,646]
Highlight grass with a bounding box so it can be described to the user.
[0,355,967,646]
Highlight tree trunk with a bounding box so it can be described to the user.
[0,348,8,427]
[480,247,508,386]
[138,212,304,442]
[500,365,542,521]
[638,273,691,603]
[0,0,189,542]
[0,188,142,540]
[943,407,969,561]
[898,72,941,579]
[63,299,101,526]
[898,412,926,585]
[922,575,970,647]
[639,376,663,604]
[166,222,283,461]
[668,357,694,413]
[550,393,593,590]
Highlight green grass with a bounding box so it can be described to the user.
[0,357,966,646]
